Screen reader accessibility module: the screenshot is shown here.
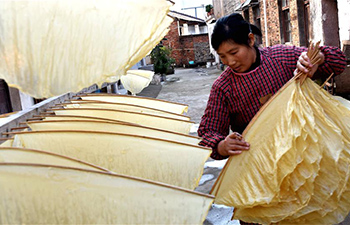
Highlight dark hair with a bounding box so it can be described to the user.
[211,13,262,50]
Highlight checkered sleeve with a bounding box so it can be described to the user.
[198,77,231,160]
[268,45,307,69]
[318,46,346,77]
[268,45,346,78]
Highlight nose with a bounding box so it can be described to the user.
[227,57,236,67]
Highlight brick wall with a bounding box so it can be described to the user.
[213,0,241,19]
[224,0,241,16]
[217,0,344,48]
[179,35,196,65]
[265,0,281,46]
[213,0,225,19]
[218,0,309,47]
[163,19,211,67]
[163,20,179,55]
[162,20,181,65]
[262,0,306,47]
[289,0,299,46]
[194,37,212,63]
[259,1,267,46]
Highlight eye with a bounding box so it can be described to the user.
[219,55,225,59]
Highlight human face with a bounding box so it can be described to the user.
[217,39,256,73]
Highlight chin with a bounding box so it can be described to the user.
[232,67,244,73]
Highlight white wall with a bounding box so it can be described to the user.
[310,0,324,45]
[207,21,220,65]
[338,0,350,44]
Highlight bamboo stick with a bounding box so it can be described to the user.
[320,73,335,89]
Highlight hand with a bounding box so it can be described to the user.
[294,51,325,78]
[217,132,250,156]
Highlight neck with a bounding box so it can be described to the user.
[247,46,260,71]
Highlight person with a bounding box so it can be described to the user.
[198,13,346,161]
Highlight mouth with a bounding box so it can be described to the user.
[232,66,241,72]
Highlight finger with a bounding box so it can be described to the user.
[302,52,311,61]
[228,132,243,140]
[226,142,250,151]
[297,61,309,74]
[293,68,299,76]
[299,57,311,68]
[300,53,313,68]
[227,149,242,155]
[307,64,319,77]
[226,136,248,145]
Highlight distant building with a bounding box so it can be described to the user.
[163,10,213,67]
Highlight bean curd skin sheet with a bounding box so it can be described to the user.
[0,0,173,98]
[80,94,189,114]
[27,120,201,145]
[12,130,210,190]
[212,78,350,224]
[0,147,108,172]
[0,164,214,224]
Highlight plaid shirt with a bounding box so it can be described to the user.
[198,44,346,160]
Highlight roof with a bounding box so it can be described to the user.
[234,3,243,11]
[242,0,251,8]
[168,10,205,23]
[236,0,259,11]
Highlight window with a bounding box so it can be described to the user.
[199,25,208,34]
[253,4,262,46]
[179,23,208,36]
[244,9,250,22]
[281,0,289,8]
[303,0,310,46]
[279,0,292,43]
[182,23,189,35]
[283,9,291,43]
[187,25,196,35]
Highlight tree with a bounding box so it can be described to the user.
[150,43,175,80]
[205,4,213,16]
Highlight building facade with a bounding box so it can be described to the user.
[213,0,348,48]
[163,11,213,67]
[234,0,311,47]
[211,0,350,97]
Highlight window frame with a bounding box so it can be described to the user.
[279,0,292,44]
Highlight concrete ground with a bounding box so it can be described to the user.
[139,67,217,124]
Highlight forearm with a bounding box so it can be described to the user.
[198,129,228,160]
[198,82,232,159]
[318,46,346,76]
[199,131,250,159]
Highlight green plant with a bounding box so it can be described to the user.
[150,44,174,76]
[205,4,213,13]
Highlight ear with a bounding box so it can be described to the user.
[248,33,255,47]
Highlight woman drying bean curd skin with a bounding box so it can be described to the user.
[198,13,346,160]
